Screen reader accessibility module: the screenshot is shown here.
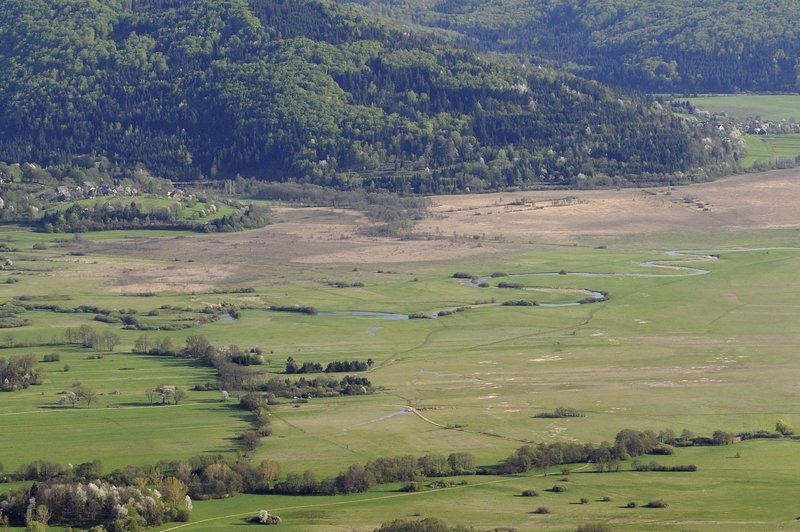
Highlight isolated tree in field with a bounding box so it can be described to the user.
[156,384,175,404]
[145,388,157,405]
[240,431,262,452]
[99,332,119,352]
[79,387,97,408]
[60,390,80,408]
[776,419,794,435]
[184,335,213,360]
[134,334,151,354]
[157,384,186,404]
[172,387,186,405]
[76,324,96,347]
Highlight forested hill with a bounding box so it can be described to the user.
[347,0,800,94]
[0,0,732,192]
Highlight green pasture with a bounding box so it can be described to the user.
[682,94,800,121]
[151,439,800,531]
[0,346,247,472]
[2,226,800,528]
[741,134,800,167]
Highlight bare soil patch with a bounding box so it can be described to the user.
[418,168,800,244]
[88,169,799,275]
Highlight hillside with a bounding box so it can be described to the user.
[0,0,733,191]
[347,0,800,94]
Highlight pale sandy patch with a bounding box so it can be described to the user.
[529,355,562,362]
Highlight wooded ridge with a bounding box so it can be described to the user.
[0,0,736,191]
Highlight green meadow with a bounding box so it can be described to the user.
[1,224,800,530]
[153,439,800,531]
[741,134,800,168]
[683,94,800,122]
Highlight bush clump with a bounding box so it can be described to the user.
[521,489,538,497]
[501,300,538,307]
[645,499,669,508]
[550,484,567,493]
[533,506,551,514]
[42,352,61,362]
[251,510,281,525]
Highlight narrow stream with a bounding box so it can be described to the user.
[277,249,797,321]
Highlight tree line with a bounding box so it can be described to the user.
[285,356,374,374]
[504,427,740,474]
[37,200,270,233]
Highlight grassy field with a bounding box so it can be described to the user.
[674,94,800,168]
[152,439,800,531]
[2,175,800,529]
[741,134,800,168]
[682,94,800,121]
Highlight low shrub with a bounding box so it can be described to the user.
[501,300,538,307]
[521,489,538,497]
[400,481,421,492]
[645,499,668,509]
[533,506,551,514]
[649,444,675,455]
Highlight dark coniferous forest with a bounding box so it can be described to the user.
[346,0,800,94]
[0,0,735,191]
